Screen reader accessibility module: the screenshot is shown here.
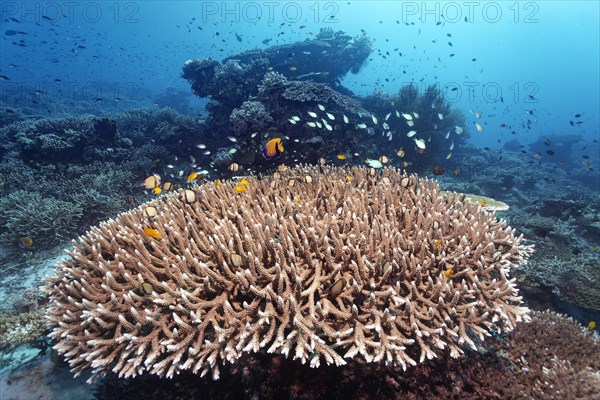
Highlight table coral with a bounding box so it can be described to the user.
[45,166,532,383]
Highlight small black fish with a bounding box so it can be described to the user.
[448,42,453,46]
[575,113,582,118]
[546,150,555,156]
[447,33,452,37]
[582,155,590,159]
[449,53,455,57]
[544,139,551,145]
[235,33,242,42]
[0,75,9,80]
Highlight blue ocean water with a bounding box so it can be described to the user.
[0,1,599,399]
[2,1,598,149]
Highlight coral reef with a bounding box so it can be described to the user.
[0,109,210,256]
[183,57,269,109]
[438,142,600,324]
[0,160,138,253]
[519,251,600,311]
[506,310,600,399]
[0,108,205,165]
[0,116,96,163]
[0,190,83,249]
[0,310,46,353]
[229,101,273,136]
[510,213,576,244]
[93,311,600,399]
[182,28,372,107]
[181,30,471,173]
[45,165,532,383]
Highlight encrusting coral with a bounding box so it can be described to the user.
[44,166,533,383]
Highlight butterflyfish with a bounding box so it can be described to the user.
[144,175,160,189]
[19,236,33,248]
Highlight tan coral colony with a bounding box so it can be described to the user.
[44,165,533,382]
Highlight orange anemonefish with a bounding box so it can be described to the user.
[262,138,284,160]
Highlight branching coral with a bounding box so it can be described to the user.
[45,165,532,383]
[520,252,600,310]
[0,159,139,252]
[94,311,600,400]
[0,116,95,161]
[507,310,600,398]
[510,213,576,243]
[0,190,83,249]
[115,108,203,147]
